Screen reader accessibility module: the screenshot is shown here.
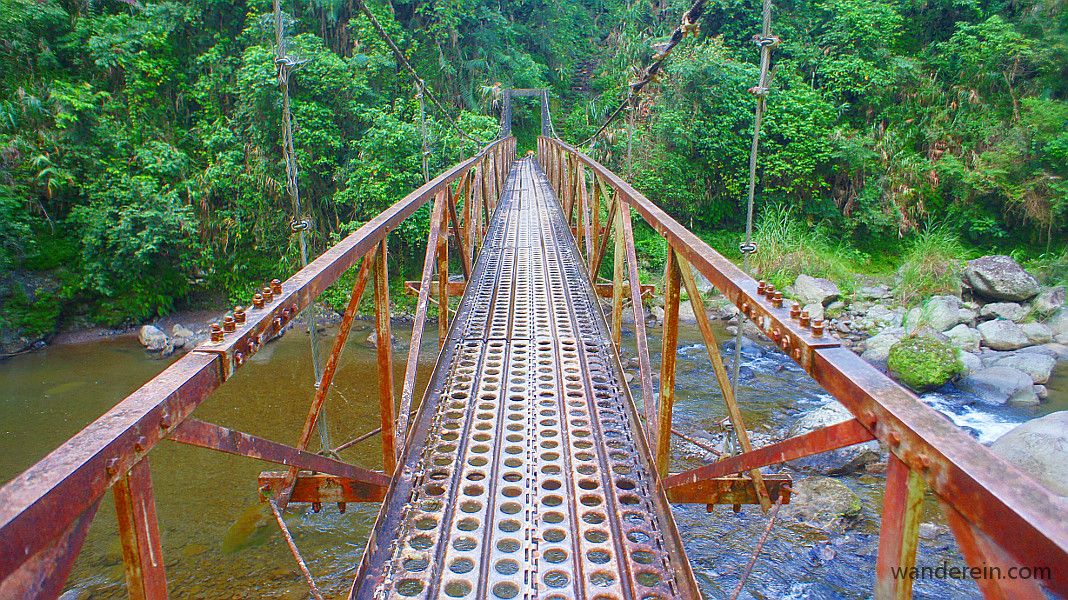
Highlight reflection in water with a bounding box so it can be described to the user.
[1,317,1027,598]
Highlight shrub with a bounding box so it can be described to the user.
[894,226,969,305]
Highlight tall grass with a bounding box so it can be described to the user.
[749,204,863,292]
[894,226,969,305]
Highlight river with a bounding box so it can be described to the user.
[2,318,1063,598]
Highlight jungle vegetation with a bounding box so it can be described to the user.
[0,0,1065,343]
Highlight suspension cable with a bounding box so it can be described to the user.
[729,0,779,417]
[578,0,707,148]
[353,0,487,147]
[273,0,331,452]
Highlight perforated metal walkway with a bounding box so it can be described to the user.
[351,158,698,599]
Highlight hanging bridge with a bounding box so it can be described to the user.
[1,133,1066,600]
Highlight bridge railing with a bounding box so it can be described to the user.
[0,137,515,599]
[538,135,1066,599]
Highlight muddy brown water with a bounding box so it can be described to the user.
[5,318,1060,598]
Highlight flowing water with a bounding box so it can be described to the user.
[2,319,1063,599]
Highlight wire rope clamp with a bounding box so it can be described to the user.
[290,218,311,232]
[753,34,781,49]
[739,241,758,255]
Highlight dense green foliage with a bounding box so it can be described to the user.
[0,0,1064,344]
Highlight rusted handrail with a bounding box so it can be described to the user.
[0,137,515,598]
[538,135,1067,599]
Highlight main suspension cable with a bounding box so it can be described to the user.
[578,0,707,148]
[729,0,779,418]
[353,0,487,147]
[273,0,331,452]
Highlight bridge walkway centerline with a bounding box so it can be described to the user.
[351,157,700,599]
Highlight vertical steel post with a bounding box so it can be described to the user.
[875,454,925,599]
[437,187,450,348]
[612,203,626,347]
[374,239,397,473]
[114,459,167,600]
[656,247,682,477]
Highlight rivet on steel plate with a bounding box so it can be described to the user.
[888,431,901,447]
[210,323,223,342]
[742,302,750,316]
[105,458,119,476]
[235,352,245,367]
[134,436,147,453]
[792,348,801,360]
[919,454,932,470]
[159,411,173,429]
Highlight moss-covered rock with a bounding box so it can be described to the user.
[887,335,964,392]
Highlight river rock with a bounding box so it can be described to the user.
[964,255,1040,302]
[979,302,1027,322]
[957,350,983,375]
[944,324,981,353]
[650,305,665,326]
[1047,309,1068,338]
[860,329,904,366]
[977,319,1031,350]
[905,295,961,333]
[1020,322,1053,345]
[1033,286,1065,315]
[857,284,892,300]
[956,366,1038,405]
[1038,342,1068,361]
[789,401,881,474]
[990,412,1068,496]
[957,307,978,326]
[887,335,963,392]
[694,271,714,294]
[988,353,1055,384]
[138,325,169,352]
[794,274,840,306]
[861,304,904,331]
[1035,385,1048,400]
[780,476,862,529]
[677,300,697,323]
[803,302,824,323]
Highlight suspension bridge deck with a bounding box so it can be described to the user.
[353,158,698,598]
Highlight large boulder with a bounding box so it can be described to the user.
[887,335,963,391]
[957,349,983,375]
[856,304,903,332]
[1049,309,1068,340]
[1033,287,1065,316]
[138,325,169,352]
[988,353,1055,384]
[803,302,825,323]
[780,476,862,529]
[904,295,961,333]
[944,324,981,353]
[964,255,1040,302]
[991,412,1068,496]
[956,366,1039,405]
[979,302,1027,322]
[789,401,881,474]
[1020,322,1053,345]
[794,274,840,307]
[860,329,904,366]
[977,319,1031,350]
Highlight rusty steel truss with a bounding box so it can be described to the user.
[0,132,1064,600]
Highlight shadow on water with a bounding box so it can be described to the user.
[5,315,1053,597]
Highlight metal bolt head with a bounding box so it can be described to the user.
[223,315,236,333]
[210,323,224,342]
[234,306,246,323]
[159,411,173,429]
[253,294,265,309]
[262,287,273,302]
[270,279,282,294]
[134,435,147,453]
[790,303,801,319]
[888,431,901,447]
[765,284,776,297]
[756,280,767,295]
[811,319,824,337]
[105,458,120,476]
[772,291,783,308]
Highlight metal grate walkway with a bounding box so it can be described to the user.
[352,158,698,599]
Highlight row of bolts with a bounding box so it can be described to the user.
[743,280,826,362]
[208,279,299,367]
